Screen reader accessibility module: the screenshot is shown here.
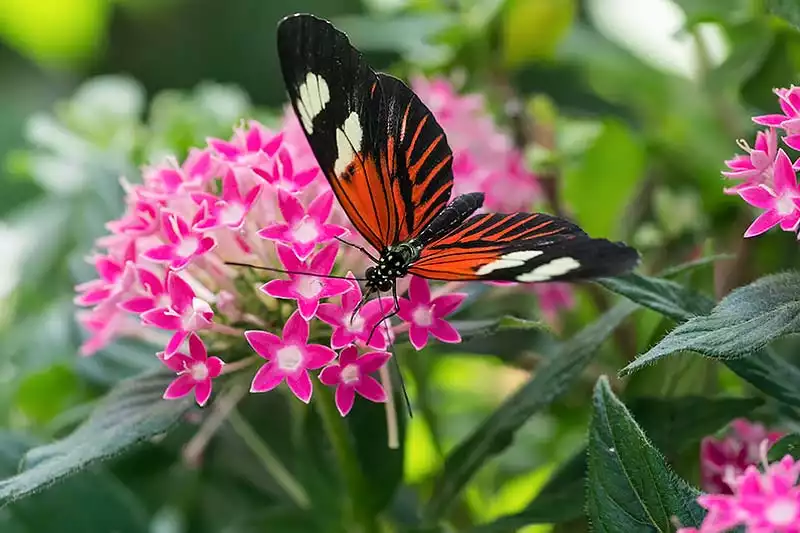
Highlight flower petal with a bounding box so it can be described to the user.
[168,272,195,312]
[188,333,207,362]
[319,365,342,385]
[278,189,306,224]
[355,375,387,403]
[276,243,303,271]
[429,319,461,344]
[261,279,294,300]
[250,362,284,392]
[335,385,356,416]
[358,351,392,374]
[338,345,359,366]
[286,371,313,403]
[282,310,309,345]
[432,293,467,318]
[205,356,224,378]
[194,379,212,406]
[737,185,776,209]
[305,344,336,369]
[408,276,431,304]
[308,190,334,222]
[165,330,190,356]
[409,324,429,351]
[163,374,195,400]
[773,149,798,192]
[309,242,339,275]
[744,209,782,237]
[244,330,281,359]
[316,303,344,326]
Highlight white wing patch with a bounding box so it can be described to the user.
[516,257,580,282]
[475,250,543,276]
[334,112,363,176]
[296,73,330,133]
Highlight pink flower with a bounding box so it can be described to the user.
[319,345,390,416]
[108,194,160,237]
[208,120,283,167]
[141,271,214,356]
[143,210,216,270]
[531,282,576,322]
[118,266,167,314]
[191,170,262,231]
[316,274,392,350]
[691,455,800,533]
[738,149,800,237]
[258,189,346,260]
[74,242,138,308]
[261,243,352,320]
[754,86,800,151]
[245,310,336,402]
[701,418,784,495]
[252,148,319,192]
[723,129,778,191]
[159,333,224,407]
[397,276,466,350]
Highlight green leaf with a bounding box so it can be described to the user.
[587,377,704,532]
[451,316,549,341]
[0,371,190,505]
[14,364,81,424]
[0,432,148,532]
[622,272,800,375]
[768,434,800,461]
[481,396,760,529]
[347,391,406,515]
[422,301,637,523]
[766,0,800,30]
[563,119,644,237]
[672,0,751,25]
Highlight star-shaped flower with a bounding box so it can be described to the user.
[737,149,800,237]
[319,345,391,416]
[143,210,216,270]
[397,276,466,350]
[159,333,224,407]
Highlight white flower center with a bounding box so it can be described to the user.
[776,194,796,216]
[177,236,198,257]
[346,313,365,334]
[412,305,433,327]
[341,363,360,384]
[182,297,212,330]
[292,218,319,244]
[295,276,323,299]
[765,498,798,526]
[276,345,303,372]
[220,203,245,226]
[190,362,209,381]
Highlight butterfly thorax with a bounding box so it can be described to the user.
[365,242,420,293]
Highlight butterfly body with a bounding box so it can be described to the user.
[277,13,639,301]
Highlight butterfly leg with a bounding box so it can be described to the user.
[335,236,380,263]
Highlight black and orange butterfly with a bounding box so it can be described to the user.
[276,13,638,311]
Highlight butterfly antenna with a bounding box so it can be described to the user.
[334,236,379,263]
[225,261,367,281]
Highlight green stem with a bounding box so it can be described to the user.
[315,383,379,533]
[228,408,311,509]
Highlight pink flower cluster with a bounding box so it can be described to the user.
[74,78,559,413]
[701,418,784,495]
[723,86,800,238]
[680,453,800,533]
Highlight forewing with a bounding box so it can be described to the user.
[276,15,454,250]
[408,212,639,282]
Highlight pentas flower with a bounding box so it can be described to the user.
[397,276,466,350]
[141,271,214,357]
[258,190,346,260]
[701,418,784,495]
[738,150,800,237]
[159,333,224,407]
[754,86,800,151]
[680,454,800,533]
[723,129,778,191]
[319,345,390,416]
[245,311,335,402]
[74,77,572,410]
[261,243,352,320]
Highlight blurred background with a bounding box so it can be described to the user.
[1,0,799,531]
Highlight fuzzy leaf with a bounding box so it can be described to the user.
[450,316,548,340]
[586,377,704,532]
[422,301,637,522]
[622,272,800,374]
[0,371,190,505]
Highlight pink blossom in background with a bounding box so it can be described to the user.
[754,86,800,151]
[737,150,800,237]
[160,333,224,407]
[701,418,784,495]
[73,77,574,410]
[397,276,466,350]
[682,454,800,533]
[319,345,390,416]
[246,311,336,402]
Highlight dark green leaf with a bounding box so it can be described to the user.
[768,434,800,461]
[0,432,148,532]
[587,377,704,532]
[766,0,800,30]
[422,301,637,523]
[481,396,760,529]
[622,272,800,374]
[450,316,548,340]
[598,273,714,322]
[0,371,190,505]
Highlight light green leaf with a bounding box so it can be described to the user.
[0,371,190,505]
[563,119,644,237]
[766,0,800,30]
[587,377,704,532]
[422,301,637,522]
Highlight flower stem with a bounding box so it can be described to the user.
[315,382,378,533]
[227,407,311,509]
[379,364,399,450]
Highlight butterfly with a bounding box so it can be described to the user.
[276,13,639,313]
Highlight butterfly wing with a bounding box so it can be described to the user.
[276,14,453,251]
[408,212,639,282]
